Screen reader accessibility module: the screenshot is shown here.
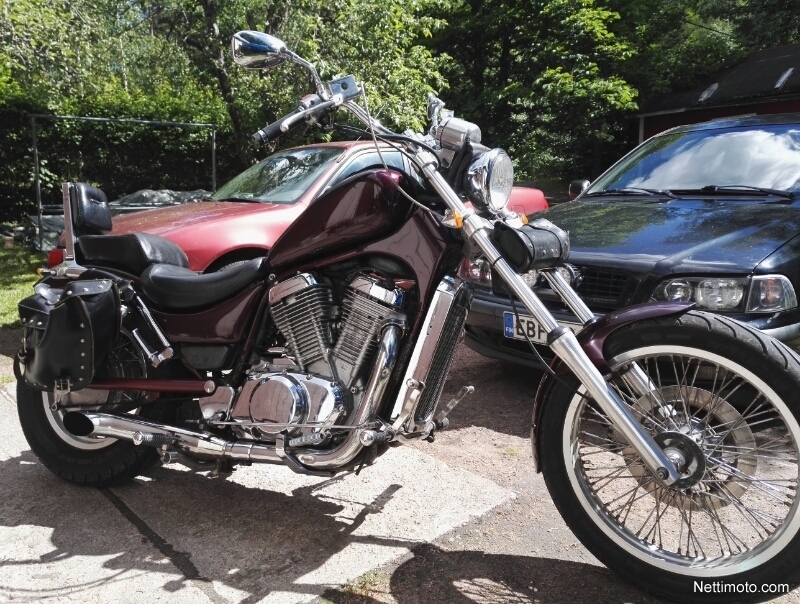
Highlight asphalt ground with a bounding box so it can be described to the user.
[0,334,799,604]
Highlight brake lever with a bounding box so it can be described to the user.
[280,95,342,133]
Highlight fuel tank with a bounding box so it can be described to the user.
[267,169,410,269]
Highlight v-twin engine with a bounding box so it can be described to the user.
[228,272,406,441]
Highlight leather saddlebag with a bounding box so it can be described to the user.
[16,279,120,391]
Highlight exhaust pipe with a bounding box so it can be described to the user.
[62,411,283,464]
[61,324,402,473]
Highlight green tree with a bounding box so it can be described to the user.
[427,0,638,181]
[703,0,800,50]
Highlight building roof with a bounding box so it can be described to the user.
[640,42,800,116]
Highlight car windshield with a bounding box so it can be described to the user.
[211,146,344,204]
[588,124,800,195]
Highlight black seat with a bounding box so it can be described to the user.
[140,258,268,310]
[79,233,189,275]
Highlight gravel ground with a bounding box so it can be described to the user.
[313,344,800,604]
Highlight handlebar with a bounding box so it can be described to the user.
[251,108,305,146]
[252,97,341,146]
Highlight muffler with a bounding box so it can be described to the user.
[62,411,283,464]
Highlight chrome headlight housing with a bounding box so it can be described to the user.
[465,148,514,213]
[652,275,798,313]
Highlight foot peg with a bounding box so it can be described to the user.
[131,328,172,368]
[434,385,474,429]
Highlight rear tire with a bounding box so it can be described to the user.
[539,311,800,602]
[16,329,159,486]
[17,383,159,486]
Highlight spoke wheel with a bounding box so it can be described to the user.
[42,330,147,450]
[539,311,800,602]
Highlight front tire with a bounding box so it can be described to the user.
[539,311,800,602]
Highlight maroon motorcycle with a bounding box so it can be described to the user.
[14,30,800,602]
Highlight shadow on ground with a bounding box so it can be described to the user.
[438,344,544,440]
[0,449,666,604]
[319,543,670,604]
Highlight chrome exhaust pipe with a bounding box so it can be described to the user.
[62,411,283,464]
[291,323,402,470]
[61,323,402,473]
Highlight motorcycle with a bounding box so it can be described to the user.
[14,30,800,602]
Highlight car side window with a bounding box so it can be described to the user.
[329,151,405,188]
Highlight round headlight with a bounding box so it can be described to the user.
[466,148,514,213]
[661,280,692,302]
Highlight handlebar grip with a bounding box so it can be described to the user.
[252,109,303,146]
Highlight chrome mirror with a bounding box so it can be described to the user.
[231,31,330,100]
[232,31,289,70]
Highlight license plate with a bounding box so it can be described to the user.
[503,312,582,345]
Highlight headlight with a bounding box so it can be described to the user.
[653,277,748,311]
[695,279,744,310]
[458,258,492,287]
[652,276,799,312]
[747,275,798,312]
[465,148,514,213]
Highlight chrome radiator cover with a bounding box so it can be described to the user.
[391,277,473,432]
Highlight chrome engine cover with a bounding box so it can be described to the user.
[235,271,407,443]
[229,372,345,440]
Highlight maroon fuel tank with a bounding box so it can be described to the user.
[267,169,410,269]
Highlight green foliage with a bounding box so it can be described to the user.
[0,0,796,219]
[0,0,449,220]
[429,0,638,180]
[605,0,743,101]
[702,0,800,51]
[0,247,43,329]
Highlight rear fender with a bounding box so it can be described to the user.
[530,301,694,472]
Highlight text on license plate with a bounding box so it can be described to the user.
[503,312,582,345]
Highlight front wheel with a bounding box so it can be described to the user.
[539,311,800,602]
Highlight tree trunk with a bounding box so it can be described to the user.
[197,0,251,168]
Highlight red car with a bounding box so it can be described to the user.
[50,141,548,272]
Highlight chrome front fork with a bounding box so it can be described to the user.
[415,159,682,486]
[477,227,681,484]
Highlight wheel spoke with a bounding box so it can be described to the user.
[566,348,800,576]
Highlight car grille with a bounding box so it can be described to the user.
[576,267,629,303]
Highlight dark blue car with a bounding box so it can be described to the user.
[463,114,800,367]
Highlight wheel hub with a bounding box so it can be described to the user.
[653,431,705,488]
[623,385,758,511]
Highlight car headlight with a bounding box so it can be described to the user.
[747,275,798,312]
[653,277,748,311]
[465,148,514,213]
[653,276,798,313]
[458,258,492,287]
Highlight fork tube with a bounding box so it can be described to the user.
[414,150,681,484]
[542,270,676,423]
[541,269,595,325]
[469,225,682,486]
